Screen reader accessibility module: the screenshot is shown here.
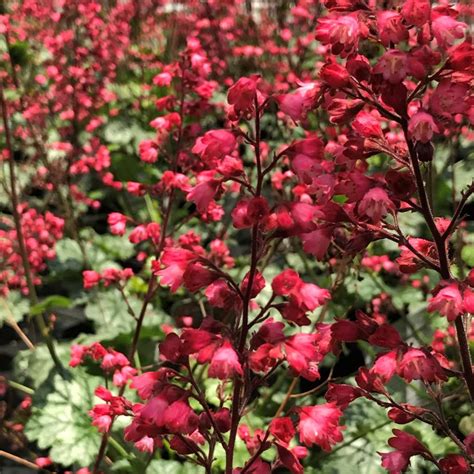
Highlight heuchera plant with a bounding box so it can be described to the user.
[0,0,473,473]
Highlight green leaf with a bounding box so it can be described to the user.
[9,41,30,66]
[0,291,29,326]
[84,288,162,339]
[146,460,198,474]
[13,343,71,389]
[25,369,102,467]
[30,295,72,316]
[461,245,474,267]
[459,414,474,436]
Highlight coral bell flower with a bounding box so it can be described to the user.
[408,112,439,144]
[297,403,344,451]
[192,130,237,162]
[320,63,350,88]
[428,283,464,322]
[227,75,260,117]
[358,188,393,223]
[208,341,243,380]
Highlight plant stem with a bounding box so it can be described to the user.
[402,122,474,402]
[227,98,264,473]
[8,380,35,396]
[0,82,65,376]
[0,450,39,471]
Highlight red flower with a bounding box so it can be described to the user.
[227,75,260,118]
[208,341,243,380]
[400,0,431,26]
[377,11,408,46]
[432,16,467,50]
[156,247,196,292]
[316,14,364,58]
[379,429,431,474]
[298,403,344,451]
[408,112,440,144]
[108,212,127,235]
[192,130,236,162]
[270,417,295,445]
[358,188,393,223]
[320,63,350,88]
[325,383,363,409]
[439,454,470,474]
[428,283,464,322]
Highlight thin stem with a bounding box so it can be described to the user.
[402,122,474,402]
[0,82,64,376]
[1,298,36,351]
[0,450,39,471]
[186,362,228,450]
[274,377,298,417]
[7,380,35,396]
[227,98,264,474]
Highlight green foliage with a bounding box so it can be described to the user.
[0,291,29,326]
[14,343,71,389]
[25,369,102,467]
[9,41,30,66]
[84,288,162,340]
[30,295,72,316]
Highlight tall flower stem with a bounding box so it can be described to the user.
[402,122,474,402]
[226,98,264,473]
[0,82,65,376]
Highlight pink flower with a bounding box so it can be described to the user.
[130,371,161,400]
[138,139,158,163]
[397,347,447,383]
[430,80,469,117]
[156,247,196,292]
[297,283,331,311]
[400,0,431,26]
[320,63,350,88]
[316,14,363,58]
[153,72,172,86]
[374,50,409,84]
[227,75,260,117]
[90,404,113,433]
[208,341,243,379]
[377,11,408,46]
[108,212,127,235]
[129,225,148,244]
[192,130,236,161]
[358,188,393,223]
[428,283,464,322]
[298,403,344,451]
[408,112,439,143]
[371,350,398,383]
[432,16,467,50]
[163,400,199,434]
[82,270,101,289]
[135,435,156,453]
[284,334,322,381]
[277,83,320,122]
[35,457,52,468]
[186,174,221,214]
[353,111,383,139]
[439,454,470,474]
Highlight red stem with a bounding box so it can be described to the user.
[226,98,264,473]
[402,123,474,402]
